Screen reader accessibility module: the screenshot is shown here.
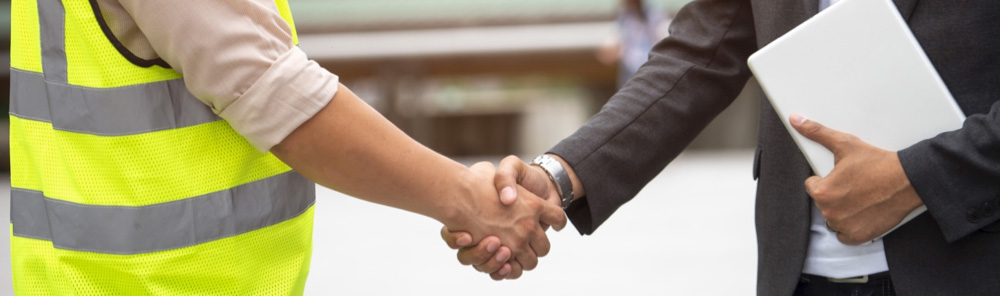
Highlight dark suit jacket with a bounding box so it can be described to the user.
[549,0,1000,294]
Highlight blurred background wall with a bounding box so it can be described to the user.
[1,1,765,294]
[0,0,761,170]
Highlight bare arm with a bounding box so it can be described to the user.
[271,84,472,222]
[271,84,566,265]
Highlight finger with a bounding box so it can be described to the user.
[469,161,497,174]
[789,113,851,155]
[496,155,528,206]
[836,231,867,246]
[440,226,473,249]
[825,218,841,233]
[803,176,823,199]
[515,247,539,271]
[457,236,501,266]
[529,186,567,231]
[473,246,511,274]
[529,225,551,258]
[491,263,513,280]
[505,260,524,280]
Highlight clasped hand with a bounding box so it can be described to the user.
[440,161,566,280]
[441,157,563,280]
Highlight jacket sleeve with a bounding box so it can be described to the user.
[899,100,1000,242]
[549,0,758,235]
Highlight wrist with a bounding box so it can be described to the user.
[436,167,479,229]
[532,154,576,209]
[544,154,585,200]
[891,154,924,211]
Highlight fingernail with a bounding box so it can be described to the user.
[487,240,500,253]
[790,113,807,125]
[500,187,516,202]
[456,235,472,247]
[496,251,510,263]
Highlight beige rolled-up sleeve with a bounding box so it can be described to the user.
[117,0,338,152]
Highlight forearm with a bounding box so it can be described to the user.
[271,84,472,225]
[550,0,757,234]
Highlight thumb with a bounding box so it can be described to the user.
[789,113,850,155]
[495,155,529,206]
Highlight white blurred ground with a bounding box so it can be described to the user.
[0,150,759,296]
[305,150,759,295]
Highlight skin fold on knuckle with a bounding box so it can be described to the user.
[808,182,830,200]
[806,123,824,136]
[825,210,849,223]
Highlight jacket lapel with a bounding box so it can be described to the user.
[803,0,819,16]
[893,0,920,22]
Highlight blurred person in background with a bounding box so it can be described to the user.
[444,0,1000,294]
[8,0,563,294]
[596,0,670,87]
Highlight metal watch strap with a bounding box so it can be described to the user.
[531,154,574,210]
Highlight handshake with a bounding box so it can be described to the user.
[436,155,573,281]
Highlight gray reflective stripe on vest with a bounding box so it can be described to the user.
[38,0,67,84]
[24,0,220,135]
[10,69,222,135]
[10,171,315,254]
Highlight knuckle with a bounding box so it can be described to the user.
[837,135,859,150]
[522,260,538,271]
[828,211,847,222]
[477,261,499,273]
[538,246,550,257]
[809,184,830,199]
[819,208,846,222]
[519,220,538,234]
[809,126,824,135]
[843,233,864,245]
[457,253,471,265]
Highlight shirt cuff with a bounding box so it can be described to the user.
[219,47,338,152]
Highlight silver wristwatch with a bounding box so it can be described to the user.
[531,154,574,210]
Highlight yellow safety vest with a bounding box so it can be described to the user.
[10,0,315,295]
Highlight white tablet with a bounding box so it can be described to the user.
[747,0,965,237]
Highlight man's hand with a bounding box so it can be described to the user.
[441,161,566,278]
[440,156,563,280]
[790,114,925,245]
[495,155,563,209]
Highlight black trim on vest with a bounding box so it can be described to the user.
[88,0,172,69]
